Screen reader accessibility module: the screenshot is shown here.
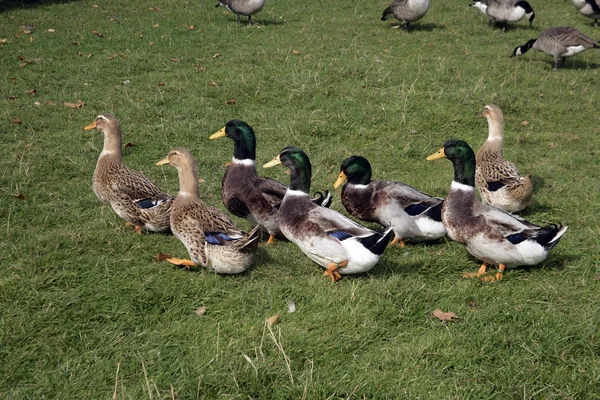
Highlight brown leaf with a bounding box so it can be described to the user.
[432,308,459,323]
[195,306,207,316]
[153,23,160,28]
[169,57,181,63]
[123,142,135,147]
[521,121,529,126]
[91,30,104,38]
[155,252,171,261]
[207,81,217,86]
[8,96,18,100]
[136,32,143,38]
[10,77,16,81]
[292,50,301,55]
[193,64,206,71]
[47,29,56,33]
[45,101,56,106]
[93,4,99,8]
[13,193,27,200]
[72,41,80,45]
[212,53,222,58]
[63,100,85,109]
[225,99,236,105]
[158,82,165,87]
[23,30,32,34]
[197,178,205,183]
[266,314,280,327]
[25,89,36,95]
[29,36,34,42]
[12,118,22,124]
[149,42,154,46]
[34,102,41,107]
[149,6,161,12]
[107,53,119,60]
[224,161,231,167]
[17,55,25,60]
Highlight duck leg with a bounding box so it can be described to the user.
[125,222,143,235]
[553,57,559,71]
[481,263,506,282]
[248,15,253,26]
[166,258,196,268]
[323,260,348,283]
[403,21,410,32]
[389,236,406,248]
[462,262,488,278]
[266,234,276,245]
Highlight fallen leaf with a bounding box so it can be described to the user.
[9,15,15,19]
[10,77,16,81]
[224,161,231,167]
[283,169,290,175]
[107,53,119,60]
[13,193,27,200]
[548,142,557,148]
[72,41,80,45]
[155,252,171,262]
[207,81,217,86]
[91,30,104,38]
[158,82,165,87]
[29,36,34,42]
[87,53,93,58]
[195,306,207,316]
[193,64,206,71]
[153,23,160,28]
[212,53,222,58]
[149,42,154,46]
[45,101,56,106]
[521,121,529,126]
[123,142,135,147]
[432,308,459,323]
[93,4,99,8]
[292,50,300,55]
[198,178,205,183]
[23,30,32,34]
[149,6,161,12]
[63,100,85,109]
[183,24,195,30]
[266,314,280,327]
[25,89,36,95]
[136,32,143,38]
[8,96,18,100]
[17,55,25,60]
[169,57,181,63]
[225,99,236,105]
[12,118,22,124]
[110,17,116,21]
[34,101,41,107]
[287,300,296,313]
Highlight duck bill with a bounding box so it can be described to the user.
[333,171,347,189]
[155,157,170,166]
[263,155,282,168]
[209,127,226,140]
[426,148,446,161]
[83,121,97,131]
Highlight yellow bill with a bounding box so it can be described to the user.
[209,127,226,140]
[155,156,170,166]
[263,155,282,168]
[333,171,347,189]
[426,148,446,161]
[83,121,97,131]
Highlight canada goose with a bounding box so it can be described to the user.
[511,26,600,70]
[469,0,535,32]
[572,0,600,27]
[381,0,431,32]
[215,0,265,25]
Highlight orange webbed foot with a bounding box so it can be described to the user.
[266,234,276,246]
[389,236,399,246]
[166,258,196,269]
[323,261,345,283]
[462,262,488,279]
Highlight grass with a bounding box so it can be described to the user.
[2,0,600,397]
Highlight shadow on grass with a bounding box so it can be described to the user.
[0,0,83,12]
[384,22,444,33]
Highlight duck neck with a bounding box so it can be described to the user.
[288,162,312,194]
[176,164,200,199]
[233,133,256,161]
[451,153,476,188]
[101,128,123,159]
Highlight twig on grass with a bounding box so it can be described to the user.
[267,322,294,384]
[112,362,120,400]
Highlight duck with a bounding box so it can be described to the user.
[264,147,393,282]
[572,0,600,27]
[475,104,533,213]
[156,147,260,274]
[511,26,600,71]
[333,156,446,248]
[427,139,567,282]
[215,0,265,25]
[381,0,431,32]
[209,119,331,245]
[84,114,173,234]
[469,0,535,32]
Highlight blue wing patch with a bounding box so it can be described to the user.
[135,198,159,209]
[328,230,352,241]
[205,232,236,245]
[487,181,505,192]
[506,232,527,245]
[404,203,428,216]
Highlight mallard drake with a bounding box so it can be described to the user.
[209,119,331,245]
[381,0,430,32]
[572,0,600,27]
[427,139,567,281]
[333,156,445,248]
[511,26,600,71]
[215,0,265,25]
[475,104,533,213]
[84,114,173,234]
[264,147,393,282]
[469,0,535,32]
[156,147,260,274]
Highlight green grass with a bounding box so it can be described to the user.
[2,0,600,398]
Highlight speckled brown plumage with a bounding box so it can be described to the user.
[86,114,172,233]
[475,104,533,213]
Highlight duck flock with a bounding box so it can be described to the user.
[83,0,598,282]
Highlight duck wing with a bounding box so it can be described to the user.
[308,206,376,238]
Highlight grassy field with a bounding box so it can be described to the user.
[2,0,600,398]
